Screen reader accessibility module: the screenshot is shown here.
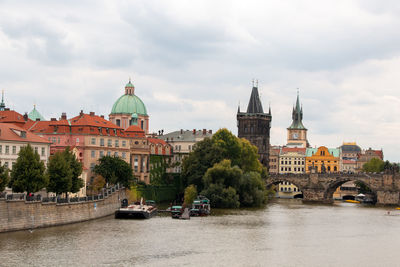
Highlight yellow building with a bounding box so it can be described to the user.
[305,146,340,173]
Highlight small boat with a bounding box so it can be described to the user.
[396,207,400,210]
[345,199,360,204]
[171,205,182,219]
[115,198,157,219]
[190,196,211,216]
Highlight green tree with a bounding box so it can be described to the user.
[183,184,197,205]
[47,152,72,196]
[88,175,106,195]
[181,137,224,191]
[8,144,47,195]
[94,156,134,187]
[238,138,263,173]
[212,128,242,166]
[201,183,240,208]
[0,165,9,192]
[63,147,83,193]
[239,172,268,207]
[362,158,384,173]
[203,159,243,190]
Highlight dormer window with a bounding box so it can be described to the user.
[21,131,26,138]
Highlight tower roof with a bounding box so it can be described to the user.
[110,80,147,116]
[288,91,306,130]
[246,86,264,113]
[0,90,5,111]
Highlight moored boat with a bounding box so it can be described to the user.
[115,198,157,219]
[345,199,360,204]
[171,205,182,219]
[190,196,211,216]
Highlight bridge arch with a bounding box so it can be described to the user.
[266,178,305,199]
[324,178,377,203]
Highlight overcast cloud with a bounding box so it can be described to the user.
[1,0,399,161]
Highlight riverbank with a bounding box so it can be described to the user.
[0,187,126,233]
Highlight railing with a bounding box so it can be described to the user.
[0,184,123,204]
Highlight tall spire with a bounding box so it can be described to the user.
[0,90,5,111]
[246,82,264,114]
[288,89,306,129]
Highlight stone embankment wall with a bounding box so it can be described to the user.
[0,189,126,233]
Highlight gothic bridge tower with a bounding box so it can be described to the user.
[237,83,272,169]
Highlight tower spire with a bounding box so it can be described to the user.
[0,90,5,111]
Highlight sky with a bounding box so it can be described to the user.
[0,0,399,161]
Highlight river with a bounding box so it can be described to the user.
[1,199,399,267]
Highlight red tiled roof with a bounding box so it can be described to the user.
[0,110,31,125]
[125,125,145,138]
[281,147,306,154]
[148,138,168,145]
[0,123,51,144]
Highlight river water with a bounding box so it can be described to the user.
[1,199,399,267]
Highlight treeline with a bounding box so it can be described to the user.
[0,145,134,196]
[181,128,273,208]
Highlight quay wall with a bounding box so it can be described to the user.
[0,189,126,233]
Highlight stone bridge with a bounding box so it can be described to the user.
[267,172,400,205]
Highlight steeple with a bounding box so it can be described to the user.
[288,90,306,130]
[0,90,5,111]
[246,84,264,114]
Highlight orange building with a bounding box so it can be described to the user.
[305,146,340,173]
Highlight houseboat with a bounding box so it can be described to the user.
[115,198,157,219]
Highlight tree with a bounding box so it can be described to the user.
[88,175,106,195]
[181,137,224,191]
[238,138,263,173]
[238,172,268,207]
[201,183,240,208]
[0,165,9,192]
[211,128,242,166]
[9,144,47,195]
[47,152,72,196]
[183,184,197,205]
[63,147,83,193]
[362,158,384,173]
[203,159,243,190]
[93,156,134,187]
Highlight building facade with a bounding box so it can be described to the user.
[305,146,340,173]
[237,84,272,168]
[159,129,213,173]
[269,146,281,174]
[356,148,384,171]
[278,147,306,174]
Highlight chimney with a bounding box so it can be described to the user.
[23,112,28,121]
[89,111,95,116]
[51,118,57,121]
[180,129,183,134]
[61,112,67,120]
[80,110,84,116]
[193,129,196,135]
[208,130,212,134]
[203,129,206,135]
[100,115,104,119]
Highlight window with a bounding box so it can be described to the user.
[100,151,104,157]
[41,147,45,156]
[122,140,126,147]
[91,138,96,145]
[115,140,119,147]
[35,147,38,154]
[91,150,95,158]
[12,146,16,154]
[122,152,126,159]
[5,146,9,154]
[0,145,2,154]
[141,120,144,129]
[100,138,104,147]
[76,138,80,144]
[90,163,95,170]
[107,151,111,156]
[4,162,8,168]
[107,139,112,147]
[116,119,121,126]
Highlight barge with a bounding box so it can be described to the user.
[115,198,157,219]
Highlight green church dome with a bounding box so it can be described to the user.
[28,105,45,121]
[111,80,148,116]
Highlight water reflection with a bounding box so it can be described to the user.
[1,199,399,266]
